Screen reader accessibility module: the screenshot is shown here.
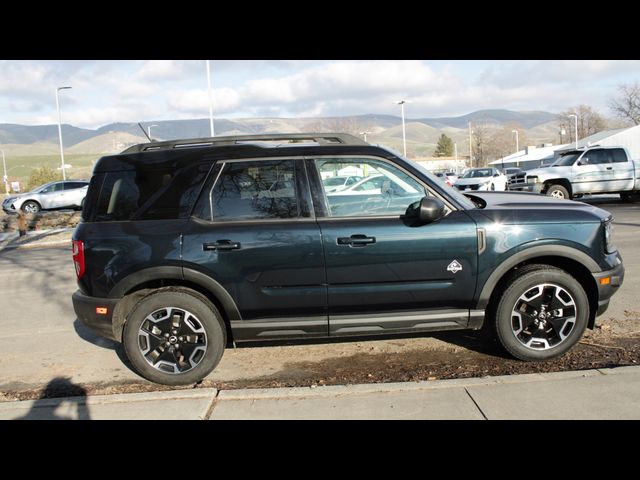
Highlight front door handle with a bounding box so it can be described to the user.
[203,240,241,251]
[606,167,613,170]
[337,234,376,247]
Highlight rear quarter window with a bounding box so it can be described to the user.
[85,163,212,222]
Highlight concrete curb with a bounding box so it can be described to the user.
[0,240,72,251]
[217,368,607,400]
[0,387,219,412]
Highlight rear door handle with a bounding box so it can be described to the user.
[337,234,376,247]
[606,167,613,170]
[203,240,241,251]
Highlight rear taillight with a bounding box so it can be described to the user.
[72,240,85,280]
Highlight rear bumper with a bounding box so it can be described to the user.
[72,290,119,341]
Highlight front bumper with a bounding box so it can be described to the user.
[591,261,625,317]
[507,183,543,193]
[72,290,120,341]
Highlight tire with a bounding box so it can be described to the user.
[122,288,226,385]
[620,191,640,203]
[493,265,589,361]
[545,184,570,200]
[21,200,40,214]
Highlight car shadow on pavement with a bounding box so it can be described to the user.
[73,318,138,375]
[431,327,513,360]
[14,377,91,420]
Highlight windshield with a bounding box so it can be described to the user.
[323,177,346,186]
[553,152,581,167]
[462,168,492,178]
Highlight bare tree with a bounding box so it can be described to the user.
[609,81,640,126]
[471,123,492,167]
[559,105,607,142]
[484,124,529,160]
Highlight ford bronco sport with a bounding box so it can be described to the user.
[71,133,624,385]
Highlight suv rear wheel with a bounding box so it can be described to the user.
[494,265,589,361]
[122,288,226,385]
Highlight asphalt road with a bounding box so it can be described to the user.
[0,195,638,395]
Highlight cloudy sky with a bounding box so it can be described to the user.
[1,60,638,129]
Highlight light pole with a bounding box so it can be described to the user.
[395,100,407,157]
[1,149,8,194]
[512,129,519,153]
[206,60,215,137]
[569,114,578,149]
[148,124,158,140]
[468,122,473,165]
[56,86,72,181]
[360,131,371,142]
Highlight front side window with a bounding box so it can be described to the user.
[203,159,301,221]
[583,150,607,165]
[40,183,64,193]
[315,157,427,217]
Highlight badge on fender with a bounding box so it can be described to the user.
[447,260,463,273]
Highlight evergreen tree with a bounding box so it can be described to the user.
[434,133,454,157]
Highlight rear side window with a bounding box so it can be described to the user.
[87,163,211,222]
[64,182,88,190]
[611,148,628,163]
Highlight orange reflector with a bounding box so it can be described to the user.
[599,277,611,285]
[96,307,108,315]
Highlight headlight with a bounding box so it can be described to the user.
[604,217,616,253]
[527,175,539,183]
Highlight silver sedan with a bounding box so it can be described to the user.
[2,180,89,214]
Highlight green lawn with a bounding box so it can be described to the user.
[4,154,101,186]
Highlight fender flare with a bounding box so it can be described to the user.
[476,244,600,310]
[109,265,241,321]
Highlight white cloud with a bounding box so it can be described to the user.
[167,87,241,115]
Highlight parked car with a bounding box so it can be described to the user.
[434,172,453,186]
[72,133,624,385]
[2,180,89,214]
[454,168,507,192]
[508,146,640,201]
[321,175,362,193]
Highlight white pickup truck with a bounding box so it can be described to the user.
[508,146,640,202]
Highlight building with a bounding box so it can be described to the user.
[490,124,640,171]
[491,144,566,171]
[555,124,640,159]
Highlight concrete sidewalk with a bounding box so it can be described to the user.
[2,366,639,420]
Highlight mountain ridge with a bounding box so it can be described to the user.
[0,109,559,147]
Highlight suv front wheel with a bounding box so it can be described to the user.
[494,265,589,361]
[122,288,226,385]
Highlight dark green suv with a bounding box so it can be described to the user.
[71,133,624,385]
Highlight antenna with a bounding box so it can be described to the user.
[138,123,152,142]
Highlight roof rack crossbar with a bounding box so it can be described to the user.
[122,133,368,153]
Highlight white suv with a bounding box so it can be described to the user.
[2,180,89,214]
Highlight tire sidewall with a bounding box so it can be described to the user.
[495,268,589,361]
[546,185,569,200]
[22,201,40,213]
[123,289,226,385]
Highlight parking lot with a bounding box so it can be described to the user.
[0,195,638,400]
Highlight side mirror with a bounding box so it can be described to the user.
[493,173,500,177]
[405,196,445,224]
[578,158,588,166]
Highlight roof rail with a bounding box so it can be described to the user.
[121,132,368,153]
